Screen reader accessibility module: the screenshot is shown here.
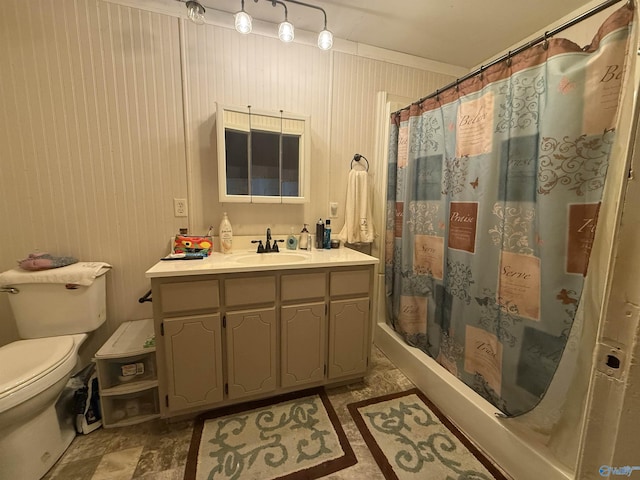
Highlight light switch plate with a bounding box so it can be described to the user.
[330,202,338,218]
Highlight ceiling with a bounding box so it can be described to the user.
[196,0,599,68]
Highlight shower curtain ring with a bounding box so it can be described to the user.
[455,79,460,92]
[542,32,549,50]
[626,0,634,9]
[435,89,440,101]
[479,65,484,81]
[506,51,512,67]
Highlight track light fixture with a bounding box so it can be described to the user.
[185,1,205,25]
[234,0,252,34]
[275,1,294,42]
[317,28,333,51]
[285,0,332,50]
[179,0,332,50]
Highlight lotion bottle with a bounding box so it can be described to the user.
[219,212,233,254]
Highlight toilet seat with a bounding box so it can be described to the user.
[0,336,76,414]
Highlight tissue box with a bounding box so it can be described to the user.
[173,236,213,256]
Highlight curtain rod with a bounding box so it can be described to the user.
[393,0,633,115]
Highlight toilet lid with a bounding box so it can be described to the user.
[0,336,75,400]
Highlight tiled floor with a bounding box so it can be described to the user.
[43,346,415,479]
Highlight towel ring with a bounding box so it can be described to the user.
[350,153,369,171]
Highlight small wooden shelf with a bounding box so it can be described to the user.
[94,319,159,428]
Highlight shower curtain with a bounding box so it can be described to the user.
[385,5,634,416]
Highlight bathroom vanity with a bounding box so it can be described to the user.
[145,248,378,418]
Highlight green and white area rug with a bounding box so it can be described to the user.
[348,389,507,480]
[185,388,356,480]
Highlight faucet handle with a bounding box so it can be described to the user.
[251,240,265,253]
[272,239,284,253]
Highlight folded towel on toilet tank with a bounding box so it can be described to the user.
[0,261,112,286]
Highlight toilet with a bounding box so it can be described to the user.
[0,268,109,480]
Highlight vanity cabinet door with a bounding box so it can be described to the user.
[163,313,223,413]
[281,303,326,388]
[226,307,277,400]
[328,298,369,379]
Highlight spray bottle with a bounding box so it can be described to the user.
[315,219,324,250]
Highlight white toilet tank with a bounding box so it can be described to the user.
[8,271,108,338]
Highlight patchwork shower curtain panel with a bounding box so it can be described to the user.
[385,6,633,416]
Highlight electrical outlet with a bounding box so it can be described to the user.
[174,198,188,217]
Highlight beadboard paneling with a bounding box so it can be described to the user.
[0,0,458,347]
[328,53,455,231]
[183,22,333,236]
[183,22,456,239]
[0,0,187,345]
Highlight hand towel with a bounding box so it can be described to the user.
[0,262,112,287]
[338,169,375,244]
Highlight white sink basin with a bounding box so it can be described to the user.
[232,253,308,265]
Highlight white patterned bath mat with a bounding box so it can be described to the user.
[185,388,356,480]
[348,389,508,480]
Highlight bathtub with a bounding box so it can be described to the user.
[374,321,575,480]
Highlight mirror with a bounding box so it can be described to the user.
[216,104,310,203]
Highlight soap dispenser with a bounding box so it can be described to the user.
[286,228,298,250]
[299,224,309,250]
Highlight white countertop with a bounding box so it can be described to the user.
[145,247,379,278]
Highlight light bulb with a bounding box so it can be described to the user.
[317,29,333,50]
[278,21,294,43]
[186,1,205,25]
[235,10,252,34]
